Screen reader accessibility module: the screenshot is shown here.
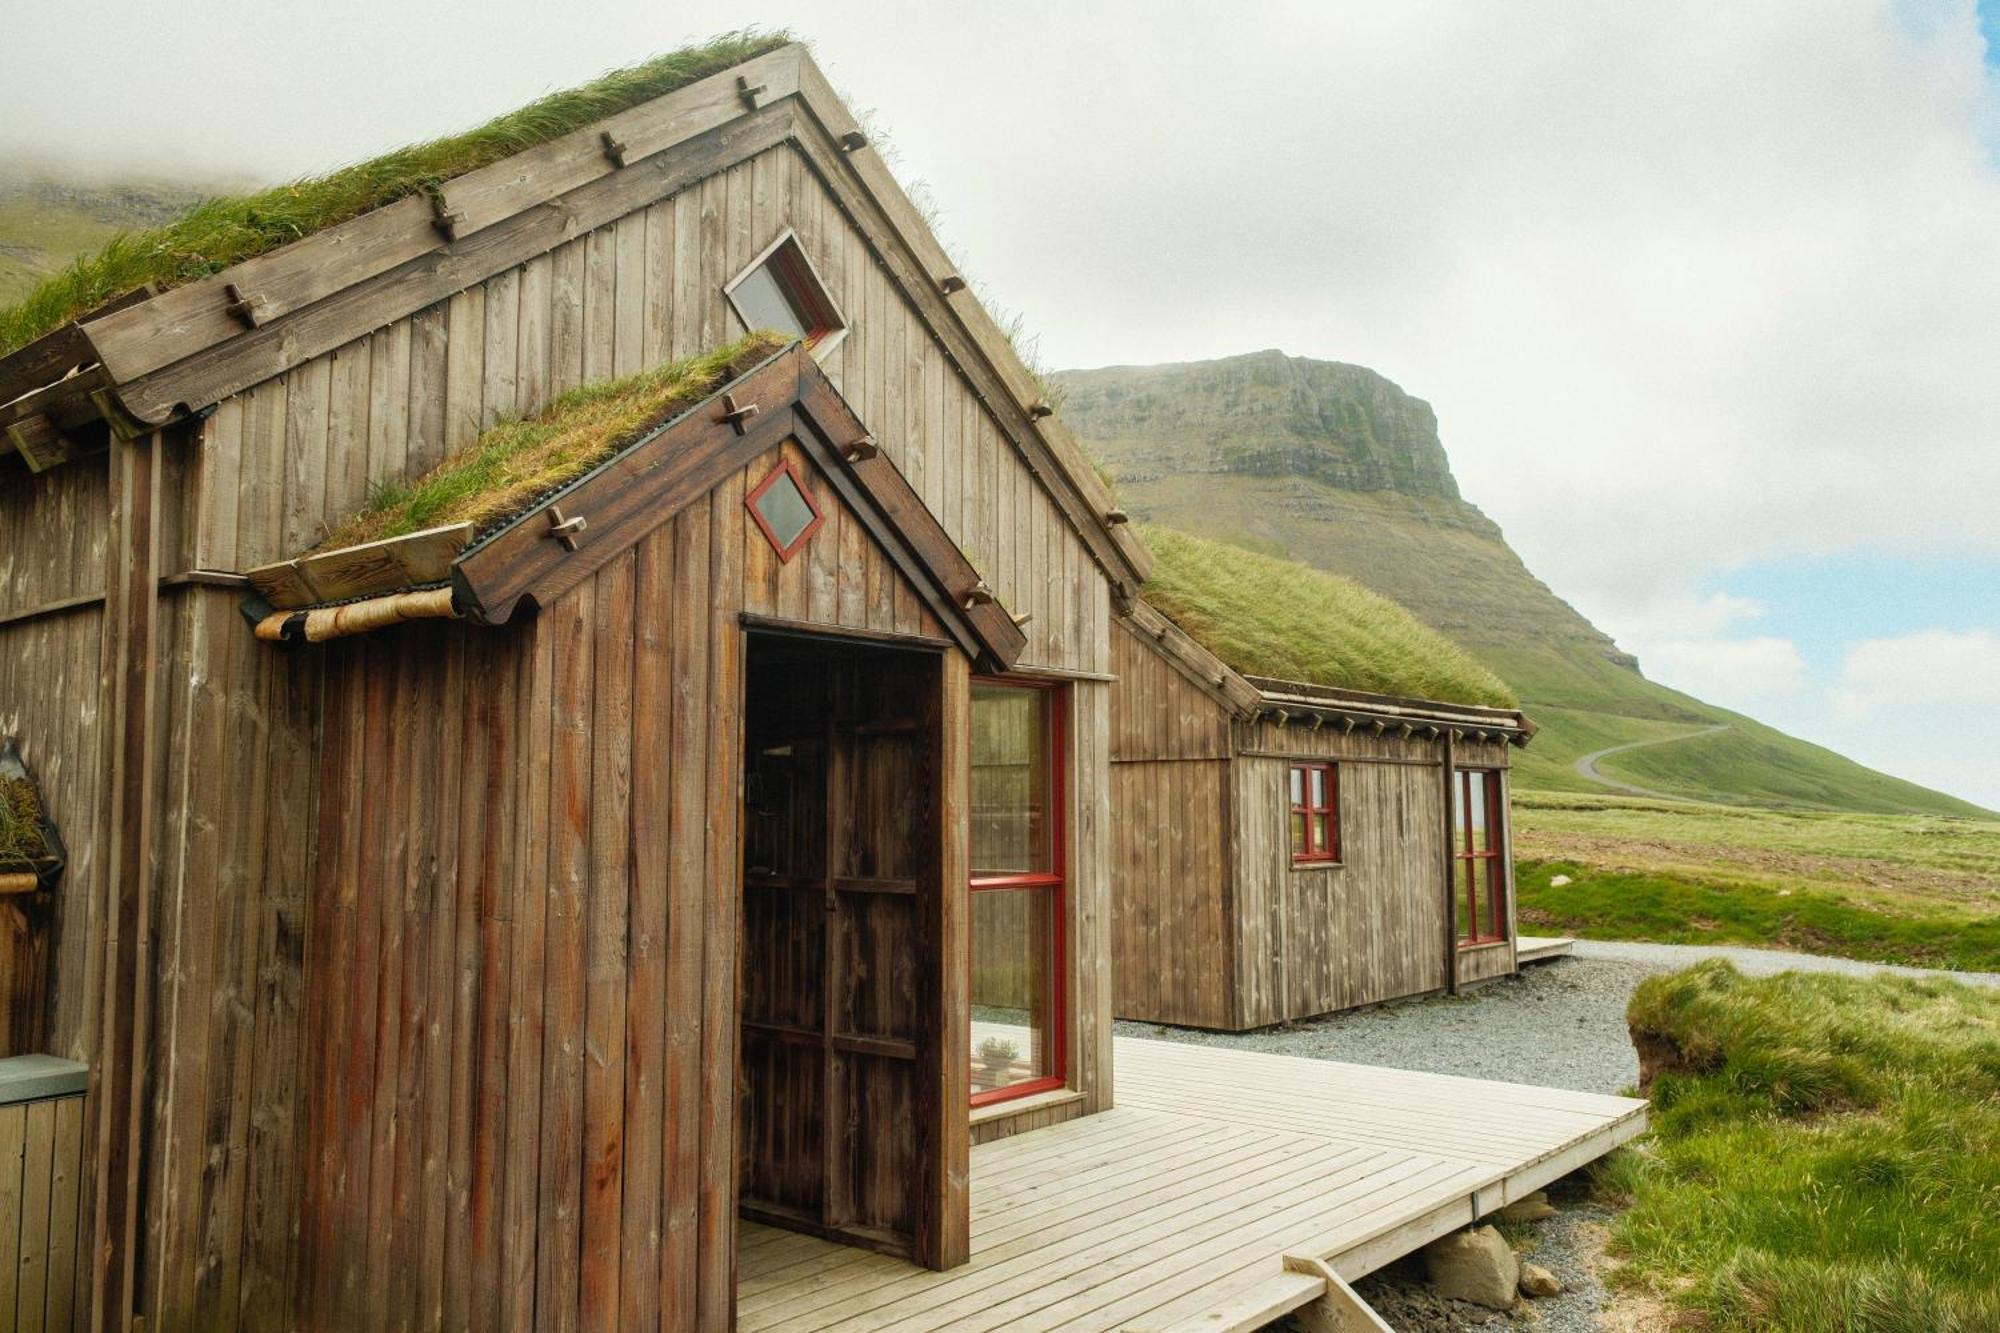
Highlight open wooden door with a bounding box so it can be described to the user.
[739,632,964,1267]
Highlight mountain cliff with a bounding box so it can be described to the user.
[1057,351,1985,816]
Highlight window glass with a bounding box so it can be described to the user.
[1290,768,1304,805]
[970,886,1059,1097]
[750,469,817,550]
[1289,811,1307,856]
[971,685,1053,878]
[969,681,1065,1107]
[729,261,808,339]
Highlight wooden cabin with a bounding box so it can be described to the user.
[0,38,1148,1330]
[0,38,1643,1333]
[1110,597,1537,1031]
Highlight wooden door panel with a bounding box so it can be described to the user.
[738,1032,824,1214]
[836,1051,917,1236]
[834,890,919,1043]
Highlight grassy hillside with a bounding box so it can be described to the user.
[0,168,212,309]
[1138,526,1514,707]
[1055,352,1988,817]
[1515,792,2000,970]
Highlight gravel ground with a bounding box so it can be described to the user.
[1113,954,1657,1095]
[1125,943,2000,1331]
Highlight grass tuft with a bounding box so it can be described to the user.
[1605,962,2000,1330]
[321,331,788,550]
[0,776,50,869]
[1138,525,1515,708]
[0,31,791,356]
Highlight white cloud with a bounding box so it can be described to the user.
[1641,637,1812,706]
[1832,629,2000,714]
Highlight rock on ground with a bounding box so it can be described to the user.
[1423,1226,1519,1310]
[1519,1262,1563,1298]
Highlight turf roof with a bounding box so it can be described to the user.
[1139,525,1518,710]
[0,31,791,357]
[321,331,789,551]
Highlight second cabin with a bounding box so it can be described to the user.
[1108,529,1539,1031]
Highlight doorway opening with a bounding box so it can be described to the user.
[737,630,952,1264]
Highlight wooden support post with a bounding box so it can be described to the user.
[91,428,164,1332]
[1281,1256,1396,1332]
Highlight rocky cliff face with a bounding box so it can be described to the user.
[1059,349,1464,502]
[1051,351,1643,701]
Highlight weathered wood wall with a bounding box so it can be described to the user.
[1232,725,1515,1028]
[1106,624,1235,1029]
[0,464,110,1065]
[297,431,1004,1327]
[1108,620,1522,1031]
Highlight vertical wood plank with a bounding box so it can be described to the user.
[581,555,634,1329]
[16,1100,53,1333]
[0,1103,23,1333]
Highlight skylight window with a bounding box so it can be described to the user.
[724,230,848,355]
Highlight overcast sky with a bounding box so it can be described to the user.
[7,0,1999,808]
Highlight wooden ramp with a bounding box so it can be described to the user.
[1516,935,1577,964]
[737,1036,1646,1332]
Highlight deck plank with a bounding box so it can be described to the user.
[738,1037,1646,1332]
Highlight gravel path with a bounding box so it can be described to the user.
[1114,954,1657,1094]
[1570,938,2000,987]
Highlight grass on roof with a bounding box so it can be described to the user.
[1139,525,1516,709]
[323,331,788,550]
[0,31,790,357]
[0,776,50,869]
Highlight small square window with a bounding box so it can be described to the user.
[745,459,824,563]
[1288,761,1340,864]
[724,230,848,355]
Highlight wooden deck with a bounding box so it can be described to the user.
[737,1036,1646,1331]
[1516,935,1577,965]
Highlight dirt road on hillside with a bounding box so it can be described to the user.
[1571,724,1730,800]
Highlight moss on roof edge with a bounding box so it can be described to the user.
[1137,525,1518,710]
[0,31,791,357]
[320,331,790,551]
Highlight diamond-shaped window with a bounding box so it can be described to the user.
[724,230,849,356]
[745,459,824,563]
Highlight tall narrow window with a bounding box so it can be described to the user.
[1289,762,1340,863]
[1454,769,1507,944]
[723,230,849,354]
[969,680,1065,1107]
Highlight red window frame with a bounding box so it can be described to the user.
[743,457,824,564]
[968,677,1067,1109]
[1289,762,1340,864]
[1454,769,1508,946]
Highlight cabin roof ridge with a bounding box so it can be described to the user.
[0,36,1151,591]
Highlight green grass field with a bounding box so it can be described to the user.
[1604,962,2000,1331]
[1514,793,2000,971]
